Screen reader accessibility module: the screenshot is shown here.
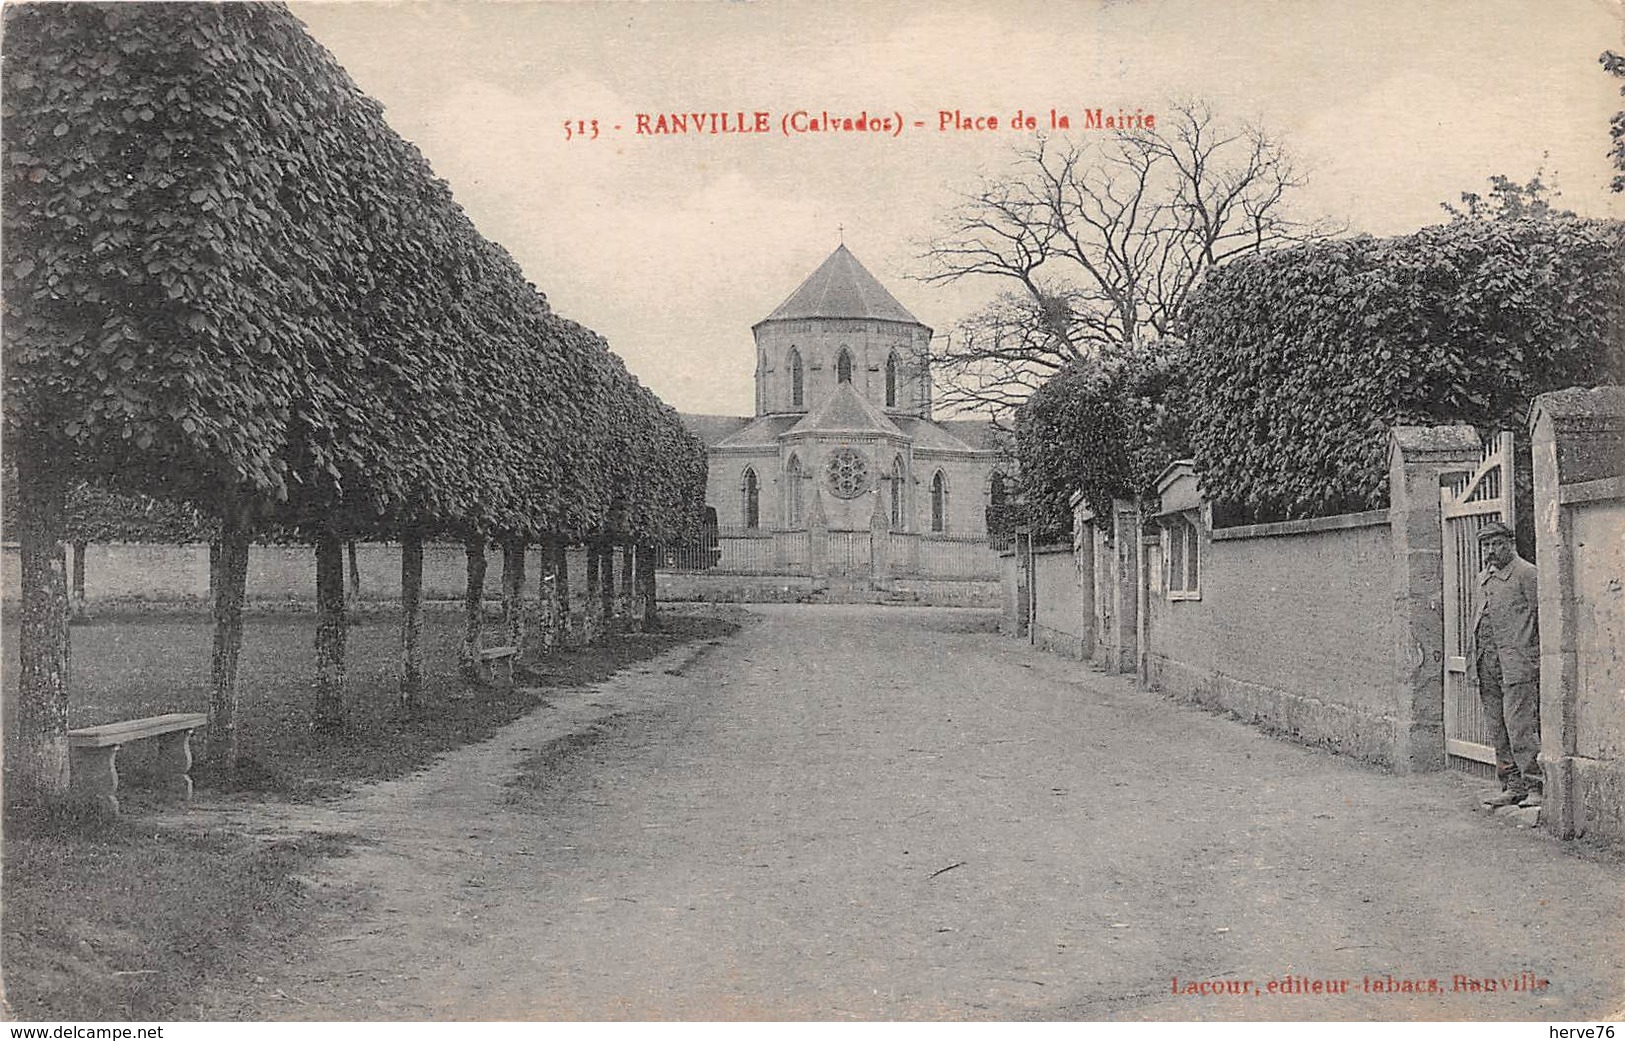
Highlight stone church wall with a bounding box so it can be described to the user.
[907,454,990,537]
[708,450,779,528]
[756,318,931,417]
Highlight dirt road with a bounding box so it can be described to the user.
[194,605,1624,1020]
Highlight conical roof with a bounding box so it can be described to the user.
[756,245,923,327]
[785,382,907,438]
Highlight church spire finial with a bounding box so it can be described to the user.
[838,223,844,244]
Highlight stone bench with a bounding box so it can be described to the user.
[477,645,519,686]
[68,712,207,815]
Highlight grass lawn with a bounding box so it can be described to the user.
[1,604,742,1020]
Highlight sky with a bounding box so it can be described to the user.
[290,0,1624,419]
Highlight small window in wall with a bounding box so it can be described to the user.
[836,348,853,384]
[789,349,804,408]
[930,471,947,533]
[743,468,760,530]
[1163,512,1201,600]
[885,352,898,406]
[786,454,804,527]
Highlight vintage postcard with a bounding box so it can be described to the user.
[2,0,1622,1028]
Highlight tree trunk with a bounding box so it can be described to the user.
[638,542,660,632]
[536,535,556,651]
[69,539,87,621]
[400,534,424,709]
[553,538,572,647]
[206,515,249,771]
[13,454,71,807]
[600,540,616,631]
[461,538,487,681]
[629,543,648,631]
[345,540,362,606]
[501,538,526,649]
[620,543,635,628]
[584,538,601,644]
[314,535,347,732]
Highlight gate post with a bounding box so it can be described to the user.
[1012,529,1032,639]
[1388,426,1483,773]
[1104,499,1141,674]
[1530,387,1625,839]
[1070,493,1097,662]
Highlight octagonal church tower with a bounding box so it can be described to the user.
[682,245,998,582]
[752,244,933,418]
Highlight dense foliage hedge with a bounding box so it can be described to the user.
[2,3,703,544]
[1015,344,1189,541]
[1180,217,1625,519]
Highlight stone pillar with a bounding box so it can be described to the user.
[869,488,890,591]
[808,491,829,581]
[1071,494,1098,662]
[1013,531,1032,639]
[1387,425,1483,773]
[1138,530,1158,686]
[1109,499,1140,674]
[1529,387,1625,838]
[1092,522,1112,668]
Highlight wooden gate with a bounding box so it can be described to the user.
[1439,431,1515,770]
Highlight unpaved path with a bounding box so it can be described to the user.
[191,605,1624,1020]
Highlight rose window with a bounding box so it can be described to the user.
[825,448,868,499]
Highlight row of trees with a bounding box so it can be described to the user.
[3,3,707,806]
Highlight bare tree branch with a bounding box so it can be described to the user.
[916,101,1337,418]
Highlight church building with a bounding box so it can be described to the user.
[682,245,998,580]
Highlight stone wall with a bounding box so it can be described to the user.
[1145,513,1400,765]
[655,570,999,607]
[2,542,590,605]
[657,572,820,603]
[1031,545,1088,659]
[998,549,1024,636]
[1012,426,1485,775]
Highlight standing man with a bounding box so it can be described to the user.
[1469,521,1541,808]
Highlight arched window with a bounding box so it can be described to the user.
[930,471,947,533]
[885,352,899,407]
[890,456,907,529]
[990,472,1007,505]
[836,348,853,384]
[742,468,760,529]
[789,348,804,408]
[786,454,804,527]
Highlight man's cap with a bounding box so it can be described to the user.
[1477,520,1514,541]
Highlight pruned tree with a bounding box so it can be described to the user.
[920,101,1332,419]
